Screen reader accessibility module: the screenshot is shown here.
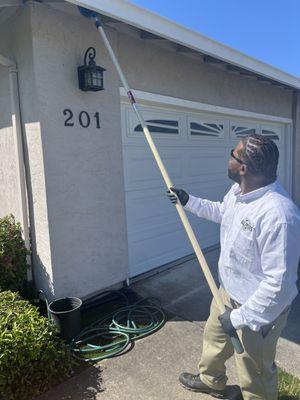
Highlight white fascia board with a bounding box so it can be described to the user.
[66,0,300,89]
[120,87,293,124]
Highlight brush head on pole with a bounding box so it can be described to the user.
[78,6,99,19]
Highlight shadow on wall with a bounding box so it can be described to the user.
[0,119,12,131]
[0,119,50,300]
[34,253,55,301]
[0,67,12,130]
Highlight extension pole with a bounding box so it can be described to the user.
[84,10,243,354]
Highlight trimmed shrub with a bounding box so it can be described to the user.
[0,215,28,292]
[0,291,76,400]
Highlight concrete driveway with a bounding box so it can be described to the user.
[37,247,300,399]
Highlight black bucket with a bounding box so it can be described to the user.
[48,297,82,343]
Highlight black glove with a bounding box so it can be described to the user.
[218,306,235,335]
[167,187,189,206]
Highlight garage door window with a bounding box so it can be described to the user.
[189,121,224,137]
[232,126,256,138]
[261,128,279,141]
[134,119,179,135]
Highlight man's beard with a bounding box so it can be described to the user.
[228,168,241,183]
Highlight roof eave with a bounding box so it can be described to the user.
[66,0,300,89]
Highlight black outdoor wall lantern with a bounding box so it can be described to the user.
[78,47,106,91]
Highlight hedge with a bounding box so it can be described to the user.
[0,291,76,400]
[0,215,28,292]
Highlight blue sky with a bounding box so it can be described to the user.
[130,0,299,77]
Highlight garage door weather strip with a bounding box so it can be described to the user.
[78,6,243,355]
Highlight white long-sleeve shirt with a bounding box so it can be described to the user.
[184,181,300,331]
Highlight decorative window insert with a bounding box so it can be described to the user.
[189,121,224,137]
[232,126,256,138]
[134,119,179,135]
[261,128,279,141]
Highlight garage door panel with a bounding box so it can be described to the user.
[188,154,228,178]
[277,163,286,187]
[129,226,192,268]
[126,183,224,238]
[187,180,231,201]
[121,101,290,278]
[129,242,192,277]
[124,153,168,184]
[190,220,220,248]
[128,219,220,277]
[123,146,185,190]
[125,190,177,235]
[128,226,193,276]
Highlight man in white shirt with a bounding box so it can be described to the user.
[168,134,300,400]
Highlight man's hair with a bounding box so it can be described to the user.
[238,133,279,181]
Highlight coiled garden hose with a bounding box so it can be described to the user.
[70,291,166,362]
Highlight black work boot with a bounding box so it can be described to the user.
[179,372,225,398]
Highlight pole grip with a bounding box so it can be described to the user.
[230,331,244,354]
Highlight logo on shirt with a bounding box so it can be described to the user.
[241,218,254,232]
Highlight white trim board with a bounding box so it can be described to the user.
[120,87,293,124]
[66,0,300,89]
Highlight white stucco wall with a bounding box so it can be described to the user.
[0,6,54,295]
[0,1,296,300]
[0,66,21,222]
[29,3,129,299]
[116,29,293,118]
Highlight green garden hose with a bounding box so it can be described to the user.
[70,293,166,362]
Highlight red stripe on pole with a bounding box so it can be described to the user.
[127,90,136,104]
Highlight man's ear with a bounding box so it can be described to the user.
[240,164,247,176]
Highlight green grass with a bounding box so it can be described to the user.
[278,367,300,399]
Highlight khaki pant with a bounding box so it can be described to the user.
[198,288,290,400]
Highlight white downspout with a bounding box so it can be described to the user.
[0,54,32,281]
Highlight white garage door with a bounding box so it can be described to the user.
[121,97,292,278]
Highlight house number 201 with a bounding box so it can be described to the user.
[63,109,101,129]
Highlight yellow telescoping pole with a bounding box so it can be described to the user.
[86,11,243,354]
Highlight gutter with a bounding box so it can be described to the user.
[0,54,32,281]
